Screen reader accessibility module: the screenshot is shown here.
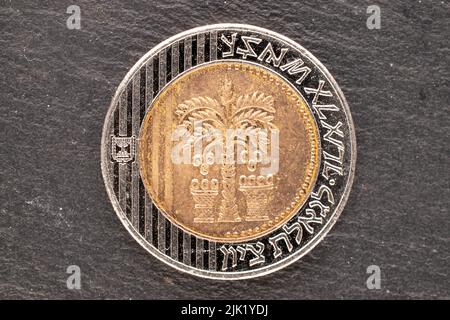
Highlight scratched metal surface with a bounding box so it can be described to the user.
[0,0,448,299]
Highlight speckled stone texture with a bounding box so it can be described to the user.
[0,0,448,299]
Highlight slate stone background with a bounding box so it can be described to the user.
[0,0,448,299]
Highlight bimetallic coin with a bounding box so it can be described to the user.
[101,24,356,279]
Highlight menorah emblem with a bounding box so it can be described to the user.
[111,136,135,163]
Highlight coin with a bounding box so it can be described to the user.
[139,62,320,242]
[101,24,356,279]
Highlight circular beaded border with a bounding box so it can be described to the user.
[140,61,320,242]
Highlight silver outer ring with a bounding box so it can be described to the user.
[101,24,357,280]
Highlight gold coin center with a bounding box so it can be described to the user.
[139,61,320,243]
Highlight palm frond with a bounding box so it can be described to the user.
[175,96,225,131]
[231,91,275,130]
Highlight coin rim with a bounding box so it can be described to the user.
[101,23,357,280]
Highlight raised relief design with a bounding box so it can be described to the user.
[238,174,273,221]
[174,78,277,224]
[190,178,219,223]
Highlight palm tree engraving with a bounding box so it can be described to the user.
[175,78,276,223]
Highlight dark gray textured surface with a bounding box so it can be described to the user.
[0,0,448,299]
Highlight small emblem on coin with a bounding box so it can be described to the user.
[101,24,356,279]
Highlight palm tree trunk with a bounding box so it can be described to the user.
[218,155,240,222]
